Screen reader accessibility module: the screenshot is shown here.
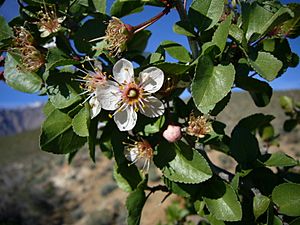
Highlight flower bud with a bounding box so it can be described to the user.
[163,124,182,143]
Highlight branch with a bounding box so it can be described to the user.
[175,0,199,59]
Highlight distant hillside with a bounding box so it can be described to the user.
[0,102,44,136]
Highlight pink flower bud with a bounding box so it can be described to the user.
[163,125,182,143]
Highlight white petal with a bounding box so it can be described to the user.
[96,81,121,110]
[114,107,137,131]
[89,96,101,119]
[113,58,134,84]
[139,67,164,93]
[140,96,164,118]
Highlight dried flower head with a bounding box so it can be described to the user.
[124,139,154,173]
[13,26,34,47]
[20,45,45,72]
[36,4,65,37]
[186,113,212,138]
[12,26,45,72]
[91,17,133,56]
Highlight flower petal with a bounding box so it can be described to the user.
[140,96,164,118]
[139,67,164,93]
[89,96,101,119]
[96,80,121,110]
[113,58,134,84]
[114,107,137,131]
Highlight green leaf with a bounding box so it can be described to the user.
[45,48,79,72]
[72,106,89,137]
[230,126,260,165]
[127,30,151,53]
[281,4,300,39]
[280,95,294,113]
[262,152,298,167]
[40,109,86,154]
[43,100,56,117]
[0,15,12,41]
[272,183,300,216]
[144,116,165,134]
[173,21,196,37]
[253,194,270,219]
[46,72,82,109]
[191,56,235,113]
[237,113,275,132]
[204,183,242,221]
[206,214,226,225]
[259,123,275,142]
[241,2,292,41]
[229,24,245,44]
[290,217,300,225]
[249,51,283,81]
[110,0,144,18]
[154,62,191,76]
[88,117,98,162]
[161,141,212,184]
[160,40,192,63]
[4,52,42,93]
[284,119,298,132]
[126,179,147,225]
[74,18,107,54]
[202,14,232,54]
[113,163,142,192]
[92,0,106,13]
[189,0,224,31]
[235,75,273,107]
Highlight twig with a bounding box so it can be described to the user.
[175,0,199,59]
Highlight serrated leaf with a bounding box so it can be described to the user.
[237,113,275,132]
[191,56,235,113]
[173,20,196,37]
[284,119,298,132]
[204,183,242,221]
[230,126,260,165]
[229,24,245,44]
[281,4,300,39]
[235,75,273,107]
[43,100,55,117]
[45,48,79,71]
[242,2,293,41]
[40,109,86,154]
[72,106,89,137]
[263,152,298,167]
[259,123,275,141]
[46,72,82,109]
[154,62,191,76]
[160,40,192,63]
[126,179,147,225]
[249,51,283,81]
[253,194,270,219]
[4,52,42,93]
[144,116,165,134]
[127,30,151,53]
[0,15,12,41]
[189,0,224,31]
[74,18,107,54]
[92,0,106,13]
[202,14,232,54]
[162,141,212,184]
[110,0,144,18]
[272,183,300,216]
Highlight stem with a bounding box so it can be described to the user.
[175,0,199,59]
[133,8,171,34]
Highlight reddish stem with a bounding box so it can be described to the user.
[132,7,171,34]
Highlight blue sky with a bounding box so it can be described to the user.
[0,0,299,107]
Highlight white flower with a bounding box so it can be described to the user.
[77,59,107,119]
[97,58,165,131]
[124,139,154,173]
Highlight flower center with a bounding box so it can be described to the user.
[127,89,138,98]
